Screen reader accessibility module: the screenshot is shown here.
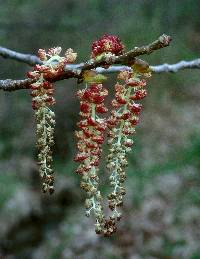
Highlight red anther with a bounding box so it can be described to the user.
[111,99,121,108]
[90,84,102,92]
[42,81,51,89]
[86,142,97,149]
[92,34,124,58]
[129,117,139,126]
[130,89,147,100]
[27,71,35,79]
[139,79,147,87]
[92,135,104,144]
[124,140,134,147]
[129,103,142,114]
[121,112,131,120]
[45,97,54,102]
[122,129,131,135]
[116,95,127,104]
[87,117,96,126]
[31,85,39,90]
[77,120,88,128]
[96,123,107,132]
[33,64,42,71]
[126,79,141,87]
[82,90,92,100]
[92,95,105,104]
[91,160,100,166]
[96,104,108,113]
[82,128,93,138]
[74,153,89,162]
[107,118,117,127]
[80,102,90,113]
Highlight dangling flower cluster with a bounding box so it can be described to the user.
[91,34,124,58]
[74,35,152,236]
[106,69,151,220]
[75,82,109,234]
[27,47,77,193]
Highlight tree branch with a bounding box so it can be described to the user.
[0,34,172,91]
[0,34,171,68]
[1,58,200,92]
[0,79,33,91]
[151,58,200,73]
[0,46,41,66]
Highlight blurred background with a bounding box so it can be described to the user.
[0,0,200,258]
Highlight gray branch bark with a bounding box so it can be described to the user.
[0,46,41,66]
[151,58,200,73]
[2,35,197,91]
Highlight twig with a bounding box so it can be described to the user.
[0,79,34,91]
[0,34,171,68]
[1,57,200,92]
[1,58,200,92]
[0,34,172,91]
[151,58,200,73]
[0,46,41,66]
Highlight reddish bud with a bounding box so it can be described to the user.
[74,153,89,162]
[96,105,108,113]
[91,159,100,166]
[92,34,124,58]
[129,117,139,126]
[87,117,96,126]
[116,95,127,104]
[80,102,90,113]
[126,79,141,87]
[92,95,105,104]
[43,81,52,89]
[95,123,107,132]
[31,85,39,90]
[82,128,93,138]
[92,135,104,144]
[27,71,35,79]
[129,103,142,114]
[130,89,147,100]
[124,139,134,147]
[121,112,131,120]
[111,99,121,108]
[77,120,88,128]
